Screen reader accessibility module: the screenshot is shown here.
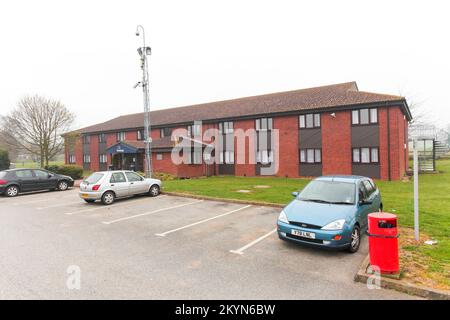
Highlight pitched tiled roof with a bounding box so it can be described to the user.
[74,82,409,134]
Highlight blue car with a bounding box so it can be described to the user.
[277,175,382,253]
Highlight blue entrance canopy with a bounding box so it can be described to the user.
[106,142,139,154]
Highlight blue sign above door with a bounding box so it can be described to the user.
[106,142,139,154]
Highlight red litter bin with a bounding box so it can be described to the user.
[367,212,399,274]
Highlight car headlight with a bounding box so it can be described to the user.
[321,219,346,230]
[278,210,289,224]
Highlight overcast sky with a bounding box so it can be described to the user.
[1,0,449,130]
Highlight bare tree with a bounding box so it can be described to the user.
[0,95,75,167]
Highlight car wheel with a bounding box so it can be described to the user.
[57,180,69,191]
[347,225,361,253]
[5,185,19,197]
[149,184,160,197]
[84,199,95,203]
[101,191,115,205]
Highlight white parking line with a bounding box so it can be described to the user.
[63,195,167,215]
[37,201,85,210]
[155,205,252,237]
[102,200,204,225]
[229,228,277,255]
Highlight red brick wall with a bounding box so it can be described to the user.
[152,152,178,176]
[274,115,299,177]
[125,130,137,140]
[234,119,256,176]
[89,134,99,171]
[74,138,83,168]
[321,111,352,175]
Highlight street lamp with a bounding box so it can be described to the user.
[135,25,152,178]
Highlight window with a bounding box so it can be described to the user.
[82,135,90,144]
[193,150,202,164]
[256,150,273,164]
[156,153,163,160]
[352,147,379,163]
[299,149,321,163]
[352,108,378,125]
[110,172,126,183]
[15,170,33,178]
[125,172,143,182]
[137,129,145,141]
[219,151,235,164]
[83,154,90,163]
[69,154,76,164]
[219,121,234,134]
[187,124,201,137]
[98,133,106,143]
[363,180,375,196]
[33,170,48,178]
[352,110,359,125]
[116,131,125,141]
[99,154,107,163]
[299,113,321,128]
[353,148,360,163]
[160,127,172,138]
[358,183,369,201]
[85,173,104,184]
[370,108,378,123]
[255,118,273,131]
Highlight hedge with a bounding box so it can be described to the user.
[0,149,10,171]
[45,164,83,180]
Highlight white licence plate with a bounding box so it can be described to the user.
[291,229,316,239]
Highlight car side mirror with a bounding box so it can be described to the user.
[48,174,53,178]
[291,191,299,198]
[359,199,373,206]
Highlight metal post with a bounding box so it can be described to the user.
[136,25,152,178]
[413,140,419,241]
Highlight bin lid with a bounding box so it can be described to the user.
[368,212,397,220]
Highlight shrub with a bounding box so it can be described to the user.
[0,149,10,170]
[152,171,177,181]
[45,164,83,179]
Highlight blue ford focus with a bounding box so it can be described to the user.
[277,176,382,253]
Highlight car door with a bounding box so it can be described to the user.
[124,172,147,195]
[33,169,54,190]
[109,172,130,198]
[14,169,38,191]
[357,181,372,230]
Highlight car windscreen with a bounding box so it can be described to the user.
[298,180,356,205]
[84,173,104,184]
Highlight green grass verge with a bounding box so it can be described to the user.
[164,160,450,287]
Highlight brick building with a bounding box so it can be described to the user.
[64,82,411,180]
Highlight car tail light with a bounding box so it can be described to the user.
[0,179,7,185]
[92,184,101,191]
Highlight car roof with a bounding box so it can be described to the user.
[315,175,369,183]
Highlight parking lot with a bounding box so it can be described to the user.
[0,188,414,299]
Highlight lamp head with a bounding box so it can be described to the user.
[135,27,140,36]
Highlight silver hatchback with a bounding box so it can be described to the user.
[79,171,162,205]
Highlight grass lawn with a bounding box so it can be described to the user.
[164,159,450,289]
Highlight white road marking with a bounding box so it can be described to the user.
[229,228,277,255]
[155,205,252,237]
[37,201,84,210]
[102,200,204,224]
[63,195,167,215]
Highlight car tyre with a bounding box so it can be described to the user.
[57,180,69,191]
[347,225,361,253]
[5,185,19,197]
[148,184,160,197]
[84,199,95,203]
[101,191,115,205]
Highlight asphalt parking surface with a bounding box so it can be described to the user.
[0,188,415,299]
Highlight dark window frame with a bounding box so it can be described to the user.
[299,148,322,164]
[351,108,378,126]
[352,147,379,164]
[82,135,90,144]
[299,113,321,129]
[116,131,125,142]
[137,129,145,141]
[255,117,273,131]
[98,133,106,143]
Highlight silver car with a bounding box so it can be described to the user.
[79,171,162,205]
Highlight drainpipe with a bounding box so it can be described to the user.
[387,107,391,181]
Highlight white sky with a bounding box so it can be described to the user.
[1,0,449,130]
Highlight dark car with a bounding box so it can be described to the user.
[0,168,74,197]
